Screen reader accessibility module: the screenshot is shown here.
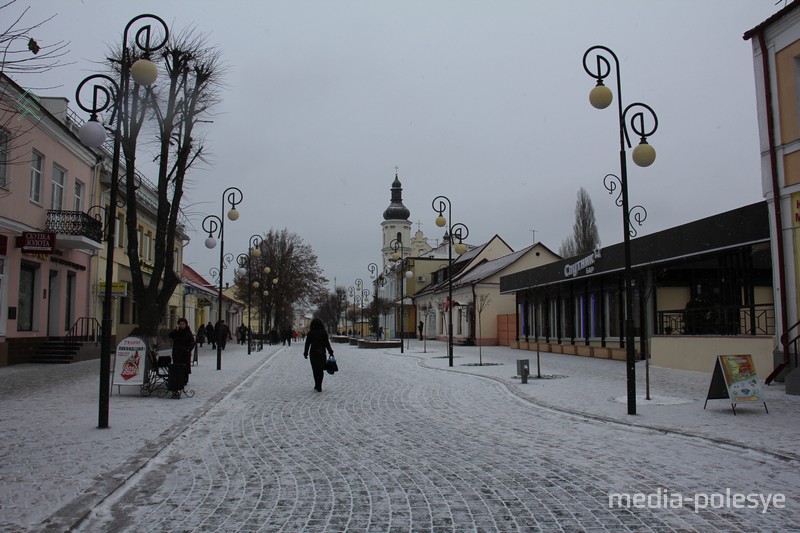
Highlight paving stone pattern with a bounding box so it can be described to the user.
[76,345,800,532]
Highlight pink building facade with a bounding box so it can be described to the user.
[0,74,102,364]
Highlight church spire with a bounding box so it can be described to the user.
[382,170,411,221]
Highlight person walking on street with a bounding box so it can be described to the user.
[168,318,195,398]
[196,323,206,347]
[206,321,216,349]
[217,320,231,350]
[303,318,334,392]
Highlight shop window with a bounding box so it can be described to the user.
[17,263,38,331]
[65,272,75,330]
[119,296,128,325]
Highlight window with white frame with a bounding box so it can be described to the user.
[144,232,153,261]
[73,180,84,212]
[116,213,124,248]
[51,164,65,210]
[0,127,9,188]
[30,151,43,203]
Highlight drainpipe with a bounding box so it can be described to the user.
[756,30,790,368]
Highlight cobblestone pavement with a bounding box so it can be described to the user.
[76,343,800,532]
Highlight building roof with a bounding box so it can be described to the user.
[453,244,535,288]
[183,264,212,287]
[500,202,770,294]
[181,264,239,304]
[382,174,411,221]
[743,0,800,41]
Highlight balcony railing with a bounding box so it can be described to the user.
[656,304,775,336]
[46,210,103,243]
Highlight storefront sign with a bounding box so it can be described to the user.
[17,232,56,253]
[99,282,128,297]
[564,247,602,279]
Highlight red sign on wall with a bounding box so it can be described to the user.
[17,232,56,253]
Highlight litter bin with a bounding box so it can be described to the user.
[516,359,530,378]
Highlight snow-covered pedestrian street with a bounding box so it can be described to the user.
[2,340,798,532]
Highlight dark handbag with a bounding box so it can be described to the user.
[325,354,338,375]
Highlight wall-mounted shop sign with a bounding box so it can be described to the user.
[564,247,602,279]
[99,282,128,297]
[17,232,56,253]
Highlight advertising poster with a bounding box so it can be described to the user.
[704,354,768,414]
[718,354,763,402]
[112,336,148,389]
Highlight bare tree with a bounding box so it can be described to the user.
[369,296,392,339]
[314,287,347,334]
[103,28,225,337]
[559,187,600,258]
[475,292,492,365]
[235,229,328,332]
[0,1,70,77]
[0,1,71,181]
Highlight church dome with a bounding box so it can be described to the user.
[382,174,411,221]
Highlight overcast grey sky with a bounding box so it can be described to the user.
[14,0,782,292]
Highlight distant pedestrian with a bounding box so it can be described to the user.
[418,320,424,339]
[168,318,194,398]
[217,320,231,350]
[282,327,292,346]
[238,324,248,345]
[196,324,206,347]
[303,318,334,392]
[206,322,216,349]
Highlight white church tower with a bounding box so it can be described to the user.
[381,172,412,269]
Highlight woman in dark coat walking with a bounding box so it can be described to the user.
[168,318,195,395]
[303,318,334,392]
[196,324,206,347]
[205,321,216,349]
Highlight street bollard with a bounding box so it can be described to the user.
[521,364,529,384]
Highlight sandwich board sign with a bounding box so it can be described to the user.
[704,354,768,414]
[111,336,148,394]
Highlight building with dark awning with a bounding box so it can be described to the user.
[499,202,775,374]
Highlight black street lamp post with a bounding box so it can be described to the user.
[348,279,363,337]
[390,234,415,354]
[259,265,274,349]
[361,288,370,336]
[432,197,469,367]
[75,14,168,429]
[368,262,387,340]
[583,45,658,415]
[202,187,243,370]
[237,234,262,354]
